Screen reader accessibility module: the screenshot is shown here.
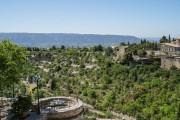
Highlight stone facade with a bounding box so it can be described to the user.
[112,45,128,62]
[161,56,180,69]
[160,38,180,69]
[161,39,180,55]
[47,105,83,120]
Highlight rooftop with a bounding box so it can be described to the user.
[161,43,180,47]
[161,38,180,47]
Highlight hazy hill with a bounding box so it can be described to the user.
[0,33,140,47]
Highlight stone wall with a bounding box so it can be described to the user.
[113,45,128,62]
[47,105,83,120]
[33,96,83,120]
[161,57,180,69]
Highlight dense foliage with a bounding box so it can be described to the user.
[28,44,180,120]
[126,40,158,56]
[0,40,180,119]
[0,40,27,97]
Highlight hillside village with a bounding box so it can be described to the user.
[1,37,180,120]
[1,0,180,120]
[113,38,180,69]
[26,37,180,119]
[160,38,180,69]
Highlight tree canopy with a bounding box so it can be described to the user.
[0,40,27,88]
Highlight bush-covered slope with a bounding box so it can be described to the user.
[28,46,180,120]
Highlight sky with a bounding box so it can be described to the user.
[0,0,180,37]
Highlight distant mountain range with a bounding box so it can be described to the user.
[0,33,140,48]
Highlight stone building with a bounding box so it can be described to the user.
[160,38,180,69]
[112,45,128,62]
[161,56,180,69]
[161,38,180,55]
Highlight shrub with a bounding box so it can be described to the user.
[12,95,32,119]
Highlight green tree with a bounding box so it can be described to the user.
[160,36,168,43]
[105,47,113,56]
[93,44,103,52]
[61,45,65,49]
[0,40,27,96]
[168,34,171,42]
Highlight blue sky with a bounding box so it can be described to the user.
[0,0,180,37]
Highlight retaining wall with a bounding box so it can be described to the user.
[33,96,83,120]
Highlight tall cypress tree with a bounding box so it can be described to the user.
[168,34,171,43]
